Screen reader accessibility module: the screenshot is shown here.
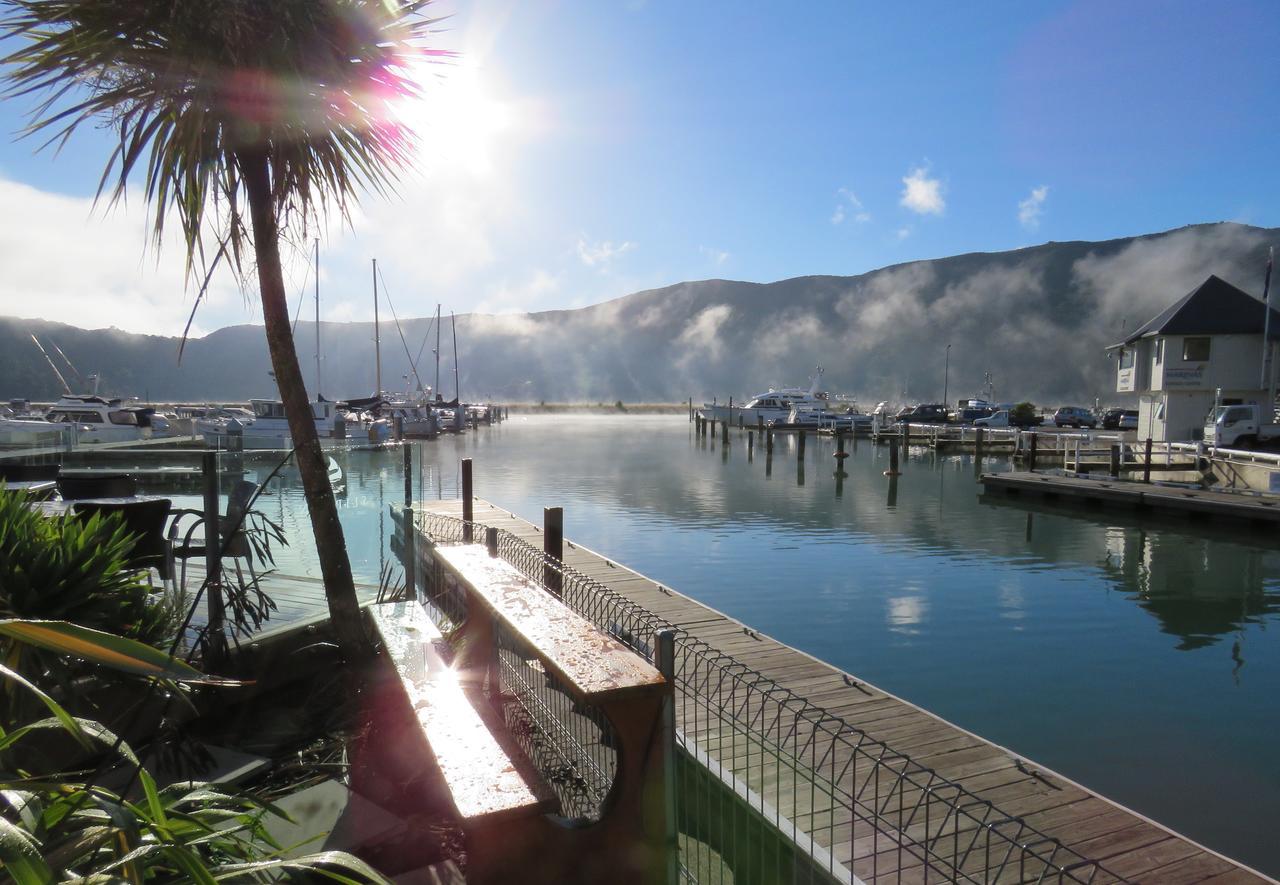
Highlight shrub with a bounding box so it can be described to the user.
[0,487,181,699]
[1009,402,1038,425]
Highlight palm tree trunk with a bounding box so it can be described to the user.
[238,148,371,662]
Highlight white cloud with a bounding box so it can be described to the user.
[0,176,244,337]
[896,227,912,241]
[899,166,945,215]
[832,187,870,225]
[699,245,730,266]
[1018,185,1049,229]
[576,236,635,269]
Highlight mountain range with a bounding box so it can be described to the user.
[2,221,1276,407]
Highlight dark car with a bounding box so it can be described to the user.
[896,404,950,424]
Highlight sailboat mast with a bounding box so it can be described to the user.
[434,304,442,398]
[451,311,460,403]
[314,239,322,399]
[373,258,382,397]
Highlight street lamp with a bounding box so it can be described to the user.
[942,343,952,407]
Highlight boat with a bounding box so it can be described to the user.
[767,402,873,432]
[4,395,171,445]
[698,368,830,426]
[327,456,345,494]
[203,398,347,450]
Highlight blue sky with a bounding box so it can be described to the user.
[0,0,1277,335]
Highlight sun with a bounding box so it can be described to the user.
[391,61,514,178]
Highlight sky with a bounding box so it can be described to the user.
[0,0,1278,337]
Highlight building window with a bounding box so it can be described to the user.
[1182,337,1210,361]
[1155,339,1163,365]
[1119,348,1135,369]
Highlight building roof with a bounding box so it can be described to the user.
[1117,274,1280,346]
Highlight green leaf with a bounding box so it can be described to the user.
[212,850,392,883]
[0,815,53,885]
[0,620,245,685]
[0,662,90,749]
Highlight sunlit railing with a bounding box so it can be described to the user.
[404,510,1121,884]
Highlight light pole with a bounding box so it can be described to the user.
[942,343,952,407]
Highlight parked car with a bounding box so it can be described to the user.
[1053,406,1097,428]
[895,404,950,424]
[1100,408,1125,429]
[1118,410,1138,430]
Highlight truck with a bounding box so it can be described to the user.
[1204,403,1280,448]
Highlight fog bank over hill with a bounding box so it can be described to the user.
[1,222,1275,406]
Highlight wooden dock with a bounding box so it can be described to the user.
[418,497,1273,884]
[981,472,1280,525]
[180,564,381,637]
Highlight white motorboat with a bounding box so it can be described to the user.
[4,395,170,446]
[204,398,346,450]
[698,368,830,426]
[768,402,873,432]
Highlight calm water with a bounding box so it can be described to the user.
[237,414,1280,874]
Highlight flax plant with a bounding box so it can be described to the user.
[1,0,448,661]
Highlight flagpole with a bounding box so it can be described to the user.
[1262,247,1275,401]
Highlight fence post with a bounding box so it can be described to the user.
[1143,438,1153,483]
[656,628,679,885]
[485,526,498,557]
[461,458,473,542]
[201,452,226,667]
[402,505,416,600]
[543,506,563,596]
[403,442,413,507]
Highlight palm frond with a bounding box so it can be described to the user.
[1,0,452,272]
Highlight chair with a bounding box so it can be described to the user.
[57,473,138,500]
[73,498,174,578]
[169,480,260,587]
[0,463,60,482]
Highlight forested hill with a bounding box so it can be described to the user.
[2,222,1275,406]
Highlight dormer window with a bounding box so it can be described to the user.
[1182,337,1211,362]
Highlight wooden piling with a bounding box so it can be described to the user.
[461,458,474,541]
[1143,438,1153,484]
[543,506,564,595]
[902,422,910,449]
[975,427,985,460]
[748,431,754,458]
[1028,432,1038,472]
[767,429,774,454]
[798,431,806,460]
[886,437,901,476]
[757,414,764,435]
[1109,444,1121,478]
[721,418,728,445]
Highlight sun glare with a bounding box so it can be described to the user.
[392,61,514,177]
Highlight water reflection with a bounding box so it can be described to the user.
[226,415,1280,876]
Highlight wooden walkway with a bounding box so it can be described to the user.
[179,563,381,638]
[981,472,1280,525]
[419,497,1272,885]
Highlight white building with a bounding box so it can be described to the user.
[1108,275,1279,442]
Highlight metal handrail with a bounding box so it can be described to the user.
[411,510,1121,884]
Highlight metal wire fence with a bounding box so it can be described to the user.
[405,509,1123,885]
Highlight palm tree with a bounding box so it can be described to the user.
[2,0,444,661]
